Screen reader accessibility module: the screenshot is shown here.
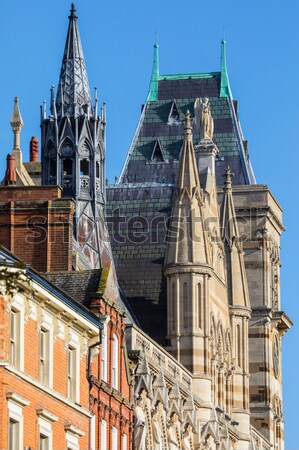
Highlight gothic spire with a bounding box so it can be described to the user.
[165,111,208,266]
[220,39,232,98]
[147,42,159,102]
[220,167,250,308]
[56,4,91,117]
[176,111,200,197]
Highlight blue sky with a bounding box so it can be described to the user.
[0,1,298,448]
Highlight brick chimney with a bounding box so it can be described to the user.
[0,186,75,273]
[4,154,17,185]
[30,136,39,162]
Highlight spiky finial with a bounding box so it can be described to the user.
[183,110,193,140]
[69,3,78,19]
[10,97,23,152]
[224,166,234,190]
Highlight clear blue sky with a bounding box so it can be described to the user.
[0,1,298,448]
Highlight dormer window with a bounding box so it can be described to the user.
[151,140,164,162]
[168,100,181,125]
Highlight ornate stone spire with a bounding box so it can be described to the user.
[220,166,250,308]
[56,3,91,117]
[165,111,208,266]
[175,111,200,197]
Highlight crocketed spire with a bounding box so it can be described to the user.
[56,4,91,117]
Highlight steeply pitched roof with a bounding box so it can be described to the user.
[56,4,91,117]
[45,269,137,324]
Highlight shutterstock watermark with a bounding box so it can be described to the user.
[24,207,266,246]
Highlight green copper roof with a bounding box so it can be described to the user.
[147,43,159,102]
[220,39,232,98]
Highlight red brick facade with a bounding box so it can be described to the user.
[0,186,74,273]
[89,295,133,450]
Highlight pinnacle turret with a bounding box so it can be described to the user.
[56,3,91,117]
[176,111,201,198]
[220,167,250,309]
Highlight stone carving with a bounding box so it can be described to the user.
[194,98,214,140]
[152,408,163,450]
[134,397,147,450]
[182,423,193,450]
[167,412,180,450]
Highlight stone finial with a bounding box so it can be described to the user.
[10,97,23,151]
[4,154,17,185]
[184,109,192,139]
[224,166,234,190]
[69,3,78,19]
[30,137,39,162]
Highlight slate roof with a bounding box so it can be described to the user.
[45,269,136,324]
[46,270,101,306]
[108,65,256,343]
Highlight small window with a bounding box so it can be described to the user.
[96,162,100,179]
[67,347,77,401]
[10,309,20,368]
[183,283,188,329]
[122,433,128,450]
[9,419,20,450]
[101,332,108,383]
[112,427,118,450]
[112,334,119,390]
[80,159,89,176]
[63,159,73,176]
[39,434,50,450]
[49,160,56,178]
[101,420,107,450]
[40,329,50,386]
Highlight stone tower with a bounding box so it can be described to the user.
[41,4,106,269]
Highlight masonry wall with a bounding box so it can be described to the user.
[89,296,133,450]
[0,186,74,272]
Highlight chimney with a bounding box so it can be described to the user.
[30,136,39,162]
[4,154,17,185]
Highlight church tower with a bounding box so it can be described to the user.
[164,112,229,419]
[41,4,106,269]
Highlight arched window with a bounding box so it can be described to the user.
[183,282,188,329]
[112,333,119,390]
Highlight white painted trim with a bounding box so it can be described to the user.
[1,363,92,418]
